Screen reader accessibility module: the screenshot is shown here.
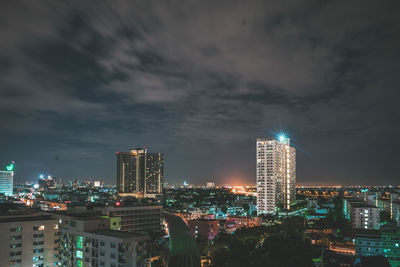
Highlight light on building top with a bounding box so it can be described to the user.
[277,132,287,143]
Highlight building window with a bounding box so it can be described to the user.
[33,248,44,254]
[33,241,44,246]
[10,243,21,248]
[10,227,22,232]
[10,235,22,241]
[77,236,83,249]
[10,251,22,256]
[33,225,45,231]
[76,250,83,259]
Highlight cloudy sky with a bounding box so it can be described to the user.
[0,1,399,185]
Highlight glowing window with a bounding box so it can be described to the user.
[77,236,83,249]
[76,250,83,259]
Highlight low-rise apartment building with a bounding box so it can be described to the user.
[58,215,147,267]
[0,212,59,267]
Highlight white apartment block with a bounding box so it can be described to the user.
[0,213,59,267]
[257,135,296,214]
[350,204,380,230]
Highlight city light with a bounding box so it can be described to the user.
[277,132,288,143]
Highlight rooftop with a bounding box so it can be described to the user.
[351,203,377,208]
[0,214,55,223]
[88,229,147,240]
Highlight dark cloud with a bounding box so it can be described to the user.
[0,0,399,185]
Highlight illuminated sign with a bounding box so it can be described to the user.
[5,163,14,171]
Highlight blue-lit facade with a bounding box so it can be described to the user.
[0,170,13,196]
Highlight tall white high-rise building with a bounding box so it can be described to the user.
[256,135,296,214]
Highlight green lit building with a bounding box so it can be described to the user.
[58,215,147,267]
[0,162,14,196]
[355,227,400,267]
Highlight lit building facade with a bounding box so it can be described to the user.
[117,148,164,198]
[38,176,56,190]
[343,199,365,220]
[350,204,380,230]
[206,182,215,188]
[256,135,296,214]
[0,213,59,267]
[0,162,14,196]
[355,228,400,267]
[188,219,220,240]
[93,205,163,233]
[58,215,147,267]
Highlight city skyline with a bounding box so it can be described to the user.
[2,129,400,186]
[0,2,399,267]
[1,1,399,186]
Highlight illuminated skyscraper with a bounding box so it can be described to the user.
[256,135,296,214]
[0,162,14,196]
[117,147,164,198]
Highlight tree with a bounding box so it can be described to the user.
[380,210,392,224]
[210,218,314,267]
[220,205,228,214]
[242,203,250,215]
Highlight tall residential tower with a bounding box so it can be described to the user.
[256,135,296,214]
[117,147,164,198]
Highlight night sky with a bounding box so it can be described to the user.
[0,1,399,185]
